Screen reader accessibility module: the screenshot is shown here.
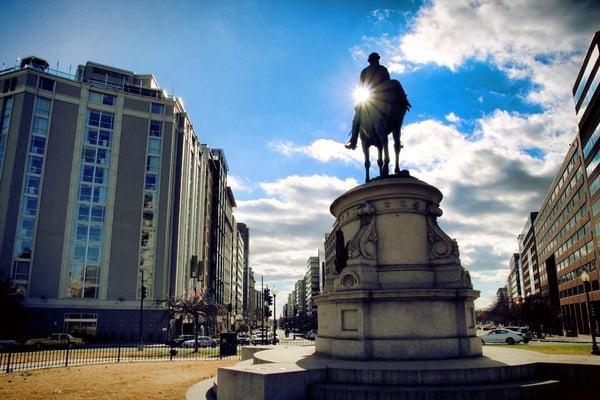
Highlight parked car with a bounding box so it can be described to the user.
[172,334,196,347]
[237,332,250,345]
[0,339,18,349]
[481,329,524,345]
[305,330,317,340]
[25,333,84,349]
[182,336,217,348]
[506,326,532,343]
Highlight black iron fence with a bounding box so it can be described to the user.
[0,337,315,373]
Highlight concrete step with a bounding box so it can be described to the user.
[309,379,560,400]
[326,364,538,386]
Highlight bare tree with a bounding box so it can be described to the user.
[167,291,224,352]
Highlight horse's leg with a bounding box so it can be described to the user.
[376,121,389,177]
[393,126,400,174]
[383,136,390,177]
[377,146,383,177]
[362,142,370,182]
[393,113,405,174]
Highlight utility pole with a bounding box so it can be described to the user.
[138,269,146,350]
[261,275,264,344]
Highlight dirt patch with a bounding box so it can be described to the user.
[0,360,236,400]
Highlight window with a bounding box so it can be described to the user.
[575,46,599,106]
[87,247,100,263]
[90,206,104,222]
[29,136,46,155]
[31,116,49,136]
[146,156,159,173]
[34,97,51,115]
[88,111,100,127]
[15,239,33,259]
[25,175,40,195]
[151,103,164,114]
[145,174,157,190]
[22,196,38,216]
[147,138,161,155]
[89,91,115,106]
[2,78,16,93]
[149,120,162,137]
[20,218,34,237]
[38,77,55,92]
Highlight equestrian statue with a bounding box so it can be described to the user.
[346,52,411,182]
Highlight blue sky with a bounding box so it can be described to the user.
[2,0,600,312]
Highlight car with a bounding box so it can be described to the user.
[182,336,217,348]
[24,333,84,349]
[237,332,250,345]
[481,329,524,345]
[506,326,532,343]
[172,334,196,347]
[0,339,18,349]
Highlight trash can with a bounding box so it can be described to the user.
[220,332,237,357]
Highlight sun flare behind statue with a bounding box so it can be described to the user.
[353,85,371,104]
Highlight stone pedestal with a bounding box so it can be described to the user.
[315,175,481,360]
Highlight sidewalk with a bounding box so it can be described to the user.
[532,334,594,343]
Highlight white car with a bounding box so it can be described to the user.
[481,329,524,345]
[182,336,217,348]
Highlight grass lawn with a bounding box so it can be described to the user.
[0,359,236,400]
[494,343,594,355]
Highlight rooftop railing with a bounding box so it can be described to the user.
[0,62,176,101]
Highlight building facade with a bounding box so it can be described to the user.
[0,57,249,339]
[304,256,320,315]
[569,30,600,334]
[518,212,539,298]
[506,253,522,303]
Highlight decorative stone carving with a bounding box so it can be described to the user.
[341,273,358,288]
[346,201,378,266]
[334,229,347,273]
[427,205,460,262]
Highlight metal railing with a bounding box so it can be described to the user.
[0,338,316,373]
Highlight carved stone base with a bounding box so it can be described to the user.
[315,175,481,360]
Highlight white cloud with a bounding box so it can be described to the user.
[445,112,460,123]
[236,175,357,278]
[360,1,597,110]
[227,175,253,194]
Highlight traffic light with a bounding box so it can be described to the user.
[141,285,147,299]
[263,288,272,318]
[264,288,273,306]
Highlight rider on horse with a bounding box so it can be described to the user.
[345,52,409,150]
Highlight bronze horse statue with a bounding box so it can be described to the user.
[354,79,410,182]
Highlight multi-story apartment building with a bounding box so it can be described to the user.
[518,212,539,298]
[533,137,591,329]
[246,266,256,325]
[506,253,522,303]
[0,57,249,339]
[232,220,245,321]
[295,278,306,315]
[0,58,180,340]
[207,149,228,306]
[569,30,600,334]
[238,223,250,317]
[304,256,320,315]
[222,187,235,316]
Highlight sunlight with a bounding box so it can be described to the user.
[353,85,371,104]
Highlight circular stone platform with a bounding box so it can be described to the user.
[214,345,600,400]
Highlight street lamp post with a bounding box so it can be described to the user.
[580,271,600,355]
[272,288,278,345]
[138,269,145,351]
